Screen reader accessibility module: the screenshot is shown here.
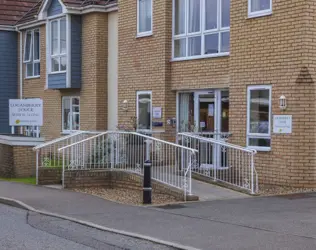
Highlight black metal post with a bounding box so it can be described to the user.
[143,160,152,204]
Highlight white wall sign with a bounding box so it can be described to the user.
[273,115,292,134]
[9,99,43,126]
[152,107,162,119]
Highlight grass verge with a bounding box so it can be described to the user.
[0,177,36,185]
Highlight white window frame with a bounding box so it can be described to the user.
[49,17,67,74]
[137,0,153,37]
[62,96,80,133]
[172,0,230,61]
[23,29,40,78]
[248,0,272,18]
[136,91,152,131]
[247,85,272,151]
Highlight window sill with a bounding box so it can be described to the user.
[248,10,272,19]
[171,52,229,62]
[61,130,79,135]
[25,76,40,80]
[49,71,67,75]
[247,146,271,152]
[136,32,153,38]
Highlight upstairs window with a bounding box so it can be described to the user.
[50,17,66,73]
[62,97,80,132]
[24,29,40,78]
[137,91,152,131]
[137,0,153,36]
[248,0,272,17]
[173,0,230,60]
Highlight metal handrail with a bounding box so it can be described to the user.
[58,131,198,154]
[179,132,257,154]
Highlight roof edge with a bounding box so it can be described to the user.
[0,25,16,31]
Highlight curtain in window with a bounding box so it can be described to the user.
[24,31,32,61]
[175,0,185,35]
[188,0,200,33]
[139,0,152,33]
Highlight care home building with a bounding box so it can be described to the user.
[0,0,315,189]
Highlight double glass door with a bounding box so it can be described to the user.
[178,89,229,169]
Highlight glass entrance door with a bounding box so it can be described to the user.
[194,90,229,169]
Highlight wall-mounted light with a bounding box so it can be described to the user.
[279,95,287,111]
[122,100,128,112]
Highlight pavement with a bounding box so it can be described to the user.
[0,181,316,250]
[0,203,175,250]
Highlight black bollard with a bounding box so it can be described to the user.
[143,160,152,204]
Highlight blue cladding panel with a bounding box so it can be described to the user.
[48,73,67,89]
[47,0,63,16]
[71,15,82,89]
[0,31,18,133]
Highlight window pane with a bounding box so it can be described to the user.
[51,57,59,72]
[205,0,217,30]
[34,62,40,76]
[63,98,70,130]
[72,98,80,105]
[138,94,151,130]
[60,18,66,54]
[174,0,185,35]
[72,113,80,130]
[138,0,152,33]
[251,0,270,12]
[221,0,230,27]
[51,21,58,55]
[249,89,270,134]
[205,33,218,54]
[34,30,40,60]
[26,63,33,77]
[188,0,200,33]
[24,31,32,61]
[188,36,201,56]
[248,138,271,147]
[174,39,186,58]
[60,56,67,71]
[220,32,230,52]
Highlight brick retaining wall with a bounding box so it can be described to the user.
[64,170,198,201]
[38,167,62,185]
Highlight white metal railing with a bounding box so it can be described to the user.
[33,131,102,185]
[58,131,198,197]
[179,132,258,194]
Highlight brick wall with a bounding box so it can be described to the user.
[64,170,198,201]
[0,143,35,178]
[0,144,14,178]
[38,167,62,185]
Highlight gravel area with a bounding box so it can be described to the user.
[259,184,316,196]
[73,187,179,205]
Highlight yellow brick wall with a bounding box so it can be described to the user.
[19,12,109,140]
[117,0,316,187]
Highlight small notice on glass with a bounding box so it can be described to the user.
[273,115,292,134]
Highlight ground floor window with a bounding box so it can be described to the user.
[136,91,152,131]
[62,96,80,132]
[247,85,271,150]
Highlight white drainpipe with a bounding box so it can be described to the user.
[16,28,23,99]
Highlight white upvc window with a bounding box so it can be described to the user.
[173,0,230,60]
[136,91,152,131]
[62,97,80,132]
[248,0,272,18]
[50,17,67,73]
[247,85,272,151]
[24,29,40,78]
[137,0,153,37]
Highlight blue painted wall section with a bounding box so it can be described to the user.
[71,15,82,88]
[47,0,63,17]
[48,73,67,89]
[0,31,18,133]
